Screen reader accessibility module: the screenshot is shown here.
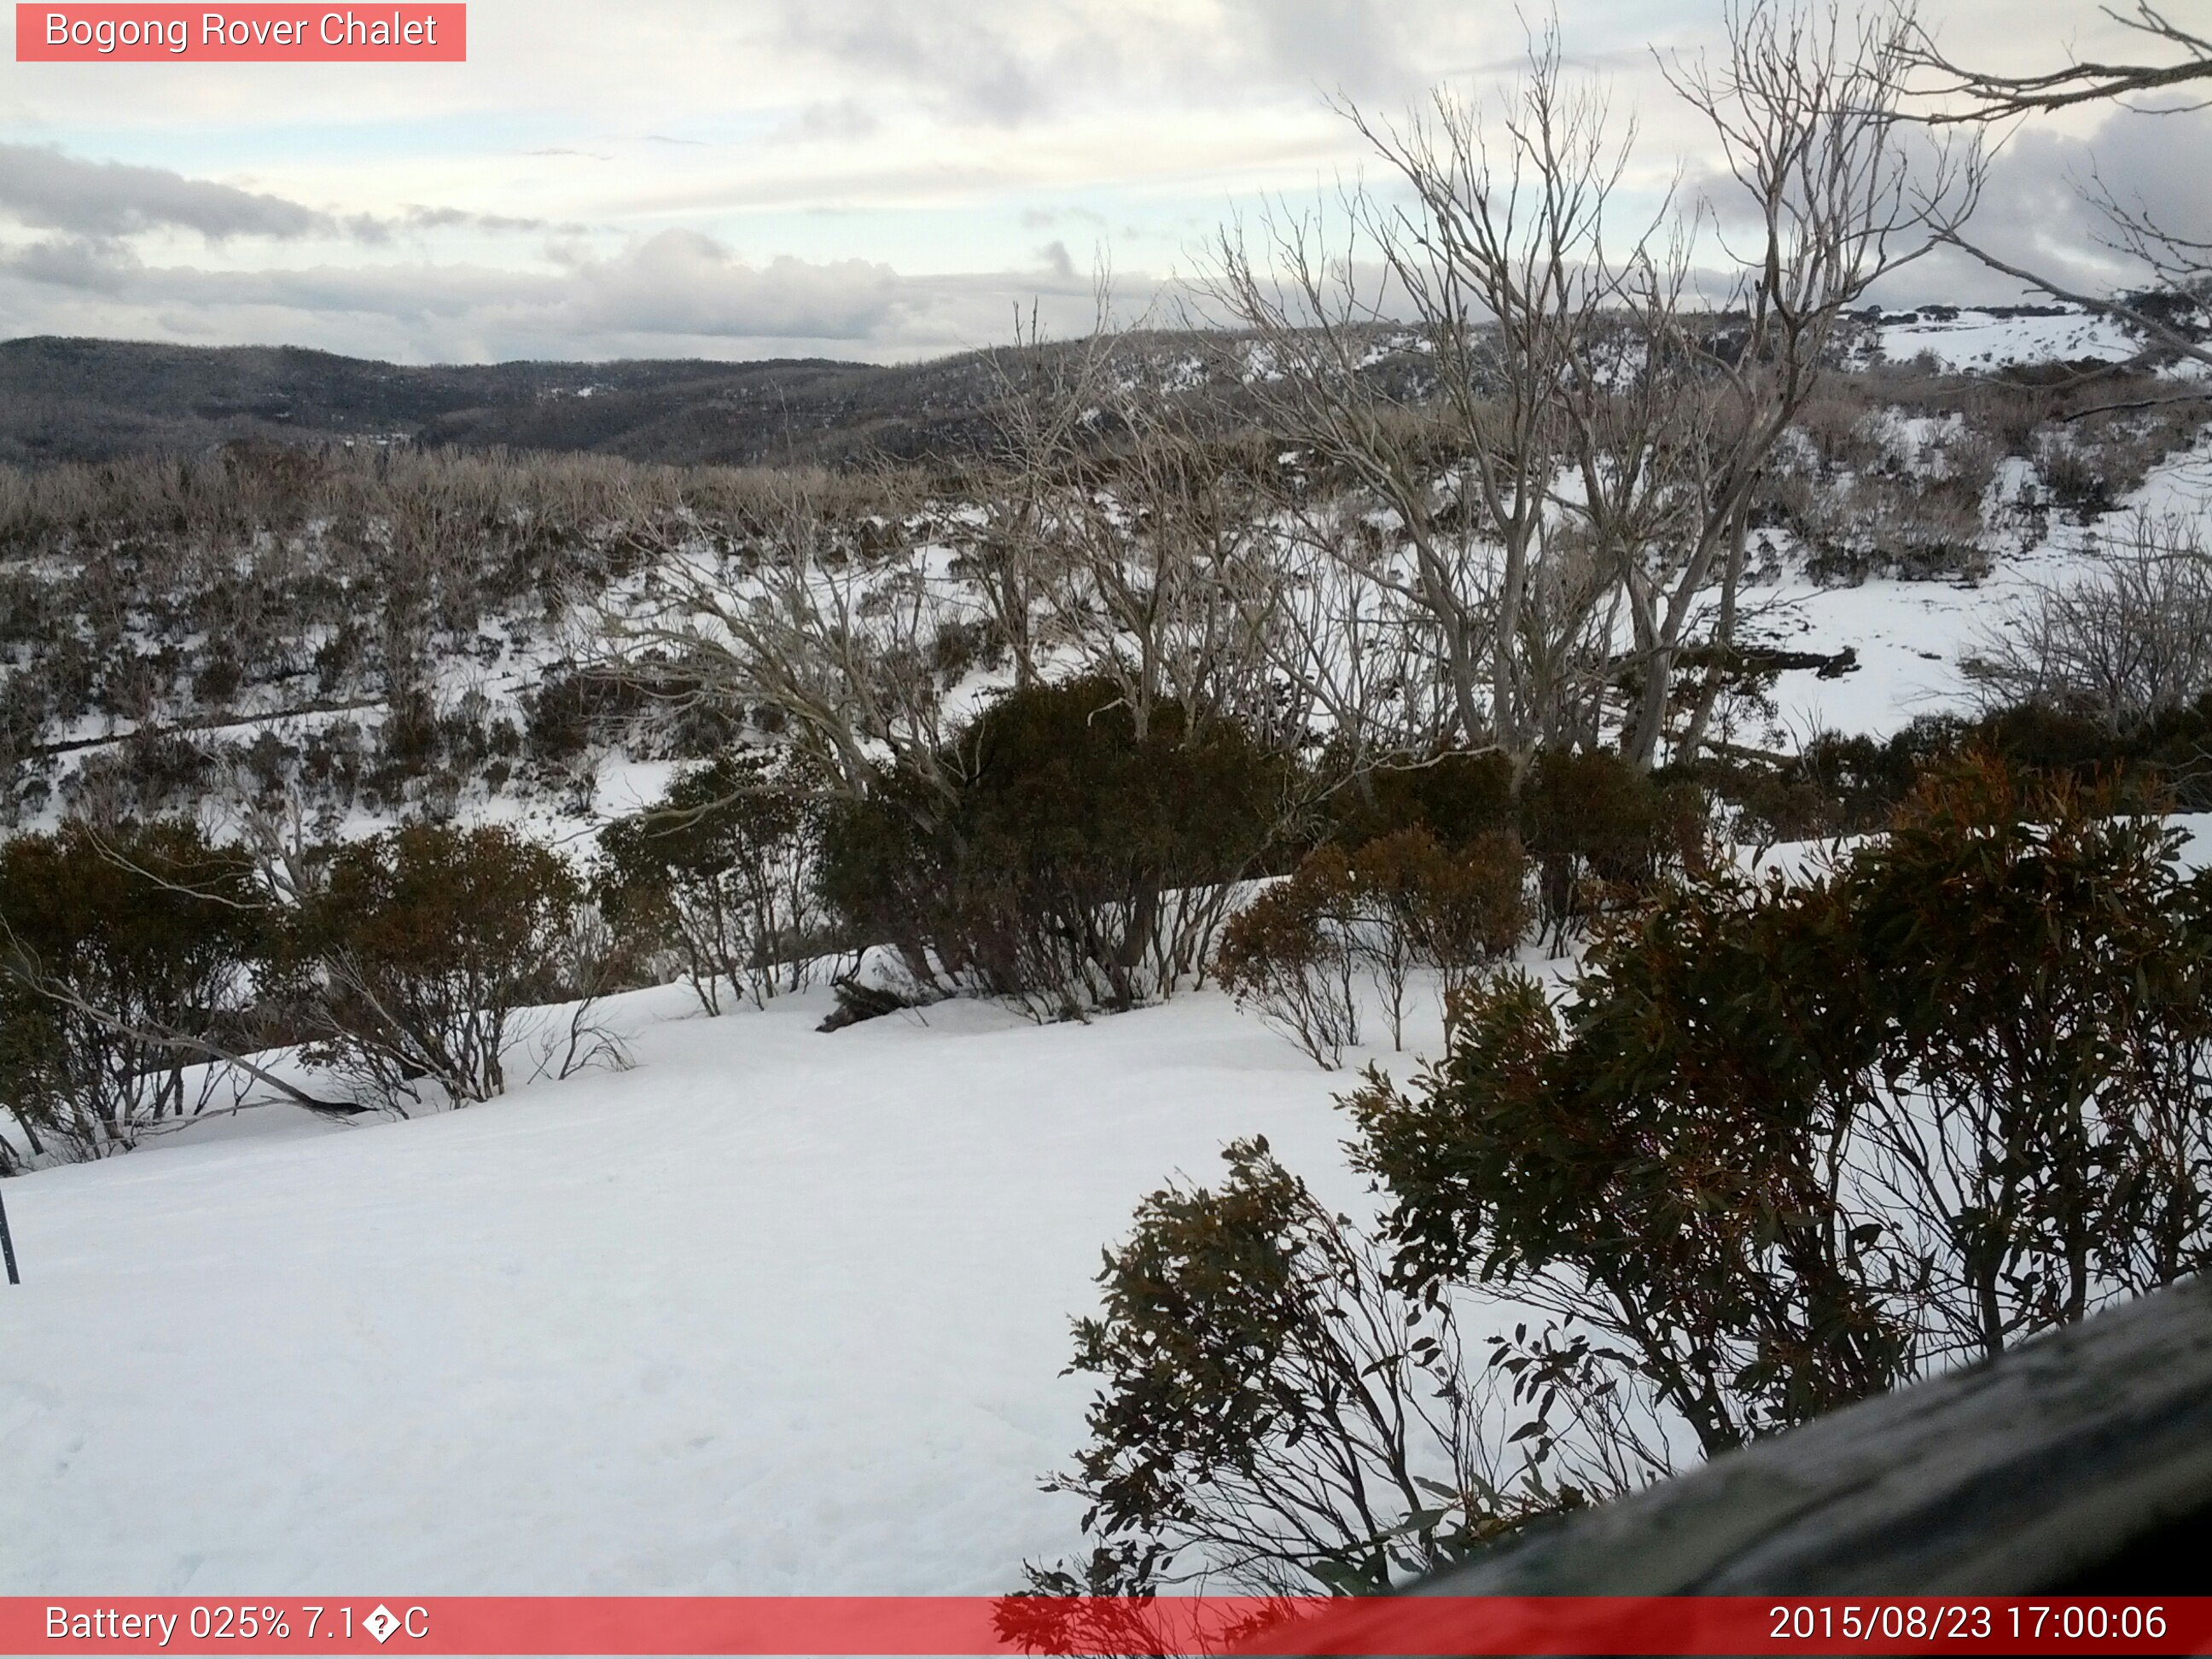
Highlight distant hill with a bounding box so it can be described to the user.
[0,305,2151,470]
[0,336,1021,468]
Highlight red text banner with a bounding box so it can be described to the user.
[3,1597,2208,1656]
[15,4,464,60]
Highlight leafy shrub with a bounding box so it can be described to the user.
[0,820,265,1164]
[525,667,657,765]
[597,751,825,1014]
[1014,1138,1633,1614]
[1701,688,2212,848]
[1347,757,2212,1458]
[1214,849,1363,1068]
[1348,828,1528,1024]
[821,678,1293,1019]
[1321,749,1516,852]
[1216,830,1530,1064]
[1516,749,1703,945]
[287,823,584,1107]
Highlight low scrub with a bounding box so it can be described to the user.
[280,823,591,1108]
[597,752,827,1014]
[1215,828,1528,1067]
[0,819,265,1166]
[822,678,1295,1020]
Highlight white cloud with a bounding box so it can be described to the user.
[1,2,2205,359]
[0,225,1120,362]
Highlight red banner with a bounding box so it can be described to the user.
[3,1597,2207,1656]
[15,4,463,61]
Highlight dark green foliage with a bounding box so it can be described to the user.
[1347,756,2212,1458]
[525,668,657,765]
[821,678,1293,1017]
[1836,759,2212,1348]
[1348,828,1528,998]
[1703,696,2212,847]
[1019,1138,1594,1609]
[1321,749,1516,852]
[597,752,824,1013]
[1516,749,1706,941]
[0,819,265,1161]
[288,823,583,1105]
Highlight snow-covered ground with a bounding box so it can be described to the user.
[0,980,1445,1595]
[1871,306,2142,373]
[1727,433,2212,742]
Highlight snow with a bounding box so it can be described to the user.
[1872,306,2141,373]
[1726,433,2212,744]
[0,981,1425,1595]
[5,298,2212,1598]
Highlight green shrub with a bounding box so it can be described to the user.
[821,678,1293,1018]
[1347,756,2212,1458]
[1516,749,1703,944]
[1321,748,1516,851]
[1216,830,1530,1064]
[289,823,583,1106]
[0,819,265,1162]
[597,751,825,1014]
[1351,827,1528,1019]
[1016,1138,1607,1610]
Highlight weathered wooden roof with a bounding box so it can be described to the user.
[1409,1278,2212,1595]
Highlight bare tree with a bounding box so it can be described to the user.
[602,471,964,808]
[1911,3,2212,378]
[1207,26,1633,783]
[1962,514,2212,729]
[1208,4,1975,777]
[1613,0,1980,765]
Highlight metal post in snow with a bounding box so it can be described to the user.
[0,1183,18,1284]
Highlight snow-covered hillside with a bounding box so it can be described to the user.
[1732,427,2212,741]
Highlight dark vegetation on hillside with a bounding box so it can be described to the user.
[0,335,1004,467]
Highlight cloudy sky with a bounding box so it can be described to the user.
[2,0,2204,364]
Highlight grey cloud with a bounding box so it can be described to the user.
[1225,0,1413,100]
[1034,240,1077,281]
[1873,105,2212,306]
[564,230,905,339]
[0,143,552,247]
[1020,206,1106,230]
[777,9,1063,125]
[776,100,882,144]
[0,143,331,240]
[1,235,139,294]
[765,0,1465,128]
[0,225,1129,362]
